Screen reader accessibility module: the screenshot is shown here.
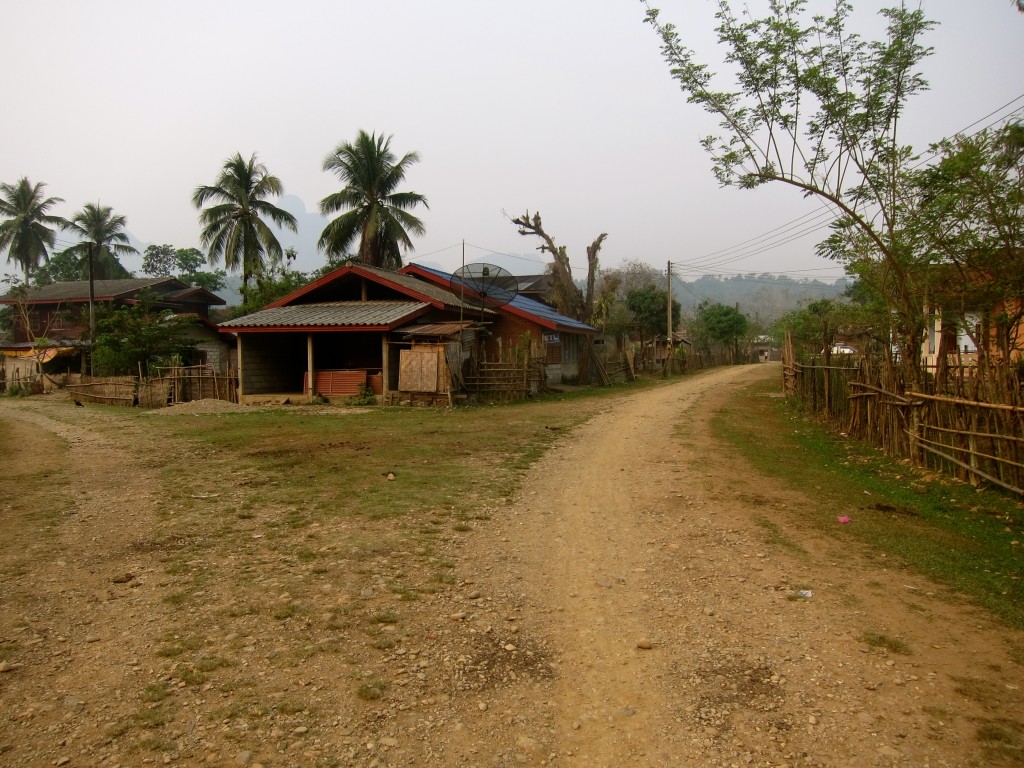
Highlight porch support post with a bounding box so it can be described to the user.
[307,333,315,402]
[236,335,245,400]
[381,336,389,398]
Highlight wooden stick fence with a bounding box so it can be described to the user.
[782,330,1024,494]
[66,366,237,409]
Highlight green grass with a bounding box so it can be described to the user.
[714,377,1024,628]
[153,390,625,522]
[861,631,912,655]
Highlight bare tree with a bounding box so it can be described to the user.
[511,211,606,322]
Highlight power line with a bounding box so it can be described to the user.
[669,93,1024,271]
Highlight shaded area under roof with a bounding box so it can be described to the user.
[401,321,477,337]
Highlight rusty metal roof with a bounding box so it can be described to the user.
[219,300,428,329]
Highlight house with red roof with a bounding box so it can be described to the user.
[217,263,597,404]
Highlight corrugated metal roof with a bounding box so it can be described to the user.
[1,278,176,303]
[507,293,596,333]
[407,264,596,334]
[219,300,427,329]
[354,265,483,310]
[402,321,475,337]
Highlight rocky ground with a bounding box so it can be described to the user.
[1,364,1023,767]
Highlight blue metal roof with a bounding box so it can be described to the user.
[409,264,596,334]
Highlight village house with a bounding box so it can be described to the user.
[217,263,598,404]
[0,278,228,387]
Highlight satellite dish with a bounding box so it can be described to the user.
[450,263,519,317]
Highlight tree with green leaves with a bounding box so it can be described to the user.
[0,177,66,284]
[695,301,749,363]
[644,0,935,383]
[319,131,428,271]
[62,203,137,341]
[912,123,1024,364]
[142,244,227,293]
[232,264,309,319]
[626,283,680,370]
[32,247,89,285]
[193,153,297,302]
[91,289,196,377]
[775,298,862,363]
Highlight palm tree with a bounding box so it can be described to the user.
[0,177,66,284]
[63,203,138,341]
[319,131,428,271]
[193,153,297,302]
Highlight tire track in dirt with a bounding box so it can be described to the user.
[472,364,1024,767]
[502,365,765,765]
[0,400,174,765]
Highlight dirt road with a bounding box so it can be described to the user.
[2,364,1023,767]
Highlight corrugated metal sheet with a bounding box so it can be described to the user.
[408,264,597,334]
[219,300,427,329]
[402,321,475,337]
[355,265,484,310]
[1,278,174,303]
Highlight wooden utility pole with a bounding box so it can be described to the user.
[665,261,673,375]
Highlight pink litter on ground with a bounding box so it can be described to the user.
[836,516,851,524]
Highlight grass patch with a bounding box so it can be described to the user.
[860,631,912,655]
[155,391,617,526]
[136,735,174,752]
[161,591,191,607]
[271,603,299,620]
[976,719,1024,760]
[714,377,1024,628]
[356,680,387,700]
[752,515,807,555]
[154,634,203,658]
[142,682,171,702]
[953,675,1007,706]
[133,704,174,729]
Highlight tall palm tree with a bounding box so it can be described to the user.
[319,131,428,271]
[63,203,137,341]
[0,177,66,284]
[192,153,297,302]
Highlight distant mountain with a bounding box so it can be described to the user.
[674,274,849,324]
[269,194,330,274]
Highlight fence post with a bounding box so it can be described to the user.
[811,358,818,413]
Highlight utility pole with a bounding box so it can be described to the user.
[666,260,673,376]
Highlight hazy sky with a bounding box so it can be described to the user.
[2,0,1022,285]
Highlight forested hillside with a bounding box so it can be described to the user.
[674,274,850,324]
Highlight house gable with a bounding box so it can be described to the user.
[399,264,596,335]
[266,264,476,312]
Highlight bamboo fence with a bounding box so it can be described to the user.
[782,333,1024,494]
[463,360,530,402]
[66,366,237,409]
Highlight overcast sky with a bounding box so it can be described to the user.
[2,0,1022,285]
